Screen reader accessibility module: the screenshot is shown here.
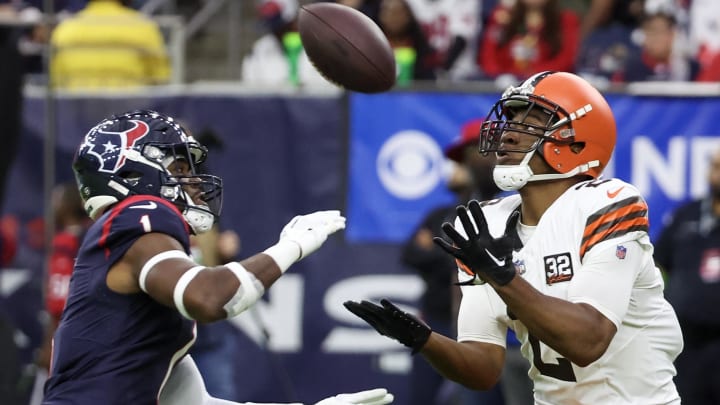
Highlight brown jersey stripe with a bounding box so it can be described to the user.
[585,196,644,226]
[580,217,649,259]
[583,202,648,241]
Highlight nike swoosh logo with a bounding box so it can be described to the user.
[485,249,506,267]
[129,202,158,210]
[606,187,625,198]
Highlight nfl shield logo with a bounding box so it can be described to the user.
[616,245,627,260]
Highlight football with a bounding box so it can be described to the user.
[298,2,396,93]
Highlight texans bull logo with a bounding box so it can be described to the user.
[81,120,150,173]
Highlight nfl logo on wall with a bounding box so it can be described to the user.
[616,245,627,260]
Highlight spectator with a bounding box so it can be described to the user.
[36,183,91,371]
[694,52,720,82]
[654,146,720,405]
[401,119,501,405]
[4,1,89,76]
[377,0,436,85]
[578,0,644,42]
[336,0,381,21]
[687,0,720,81]
[478,0,580,83]
[404,0,481,80]
[574,0,644,83]
[30,182,90,405]
[49,0,170,89]
[616,0,699,82]
[242,0,331,88]
[0,1,50,76]
[442,119,501,204]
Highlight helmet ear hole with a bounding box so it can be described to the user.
[118,171,143,186]
[118,170,142,178]
[570,142,585,154]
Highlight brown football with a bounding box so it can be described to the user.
[298,3,396,93]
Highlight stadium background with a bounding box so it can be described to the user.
[1,83,719,404]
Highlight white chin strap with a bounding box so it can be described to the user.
[493,148,601,191]
[180,189,214,234]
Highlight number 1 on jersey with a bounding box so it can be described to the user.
[139,214,152,232]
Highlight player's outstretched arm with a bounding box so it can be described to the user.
[120,211,345,323]
[343,299,504,390]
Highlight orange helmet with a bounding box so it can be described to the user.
[480,71,617,184]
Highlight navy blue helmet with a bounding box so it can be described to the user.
[73,110,223,233]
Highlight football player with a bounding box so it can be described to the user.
[345,71,683,404]
[42,110,393,405]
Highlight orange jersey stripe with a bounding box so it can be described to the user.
[581,217,649,257]
[581,197,649,259]
[583,196,647,238]
[583,202,647,240]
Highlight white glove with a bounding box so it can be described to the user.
[313,388,394,405]
[279,210,346,260]
[263,210,346,273]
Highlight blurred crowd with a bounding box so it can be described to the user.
[0,0,719,90]
[247,0,720,88]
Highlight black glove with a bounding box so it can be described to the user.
[343,299,431,354]
[433,200,520,286]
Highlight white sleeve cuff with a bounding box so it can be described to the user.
[262,240,301,273]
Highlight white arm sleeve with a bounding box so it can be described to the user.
[567,239,646,328]
[456,284,507,347]
[159,356,302,405]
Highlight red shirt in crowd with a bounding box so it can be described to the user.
[46,230,83,318]
[478,5,580,79]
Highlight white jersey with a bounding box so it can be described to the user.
[456,178,683,405]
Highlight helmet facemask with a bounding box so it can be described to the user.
[480,94,596,191]
[140,141,223,234]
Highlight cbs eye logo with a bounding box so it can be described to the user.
[376,130,445,199]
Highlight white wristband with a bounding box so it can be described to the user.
[173,266,205,320]
[262,240,301,273]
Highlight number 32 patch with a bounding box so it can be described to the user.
[544,252,574,284]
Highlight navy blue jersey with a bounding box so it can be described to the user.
[43,196,196,404]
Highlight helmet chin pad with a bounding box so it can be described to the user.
[493,164,534,191]
[85,195,120,220]
[183,206,214,234]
